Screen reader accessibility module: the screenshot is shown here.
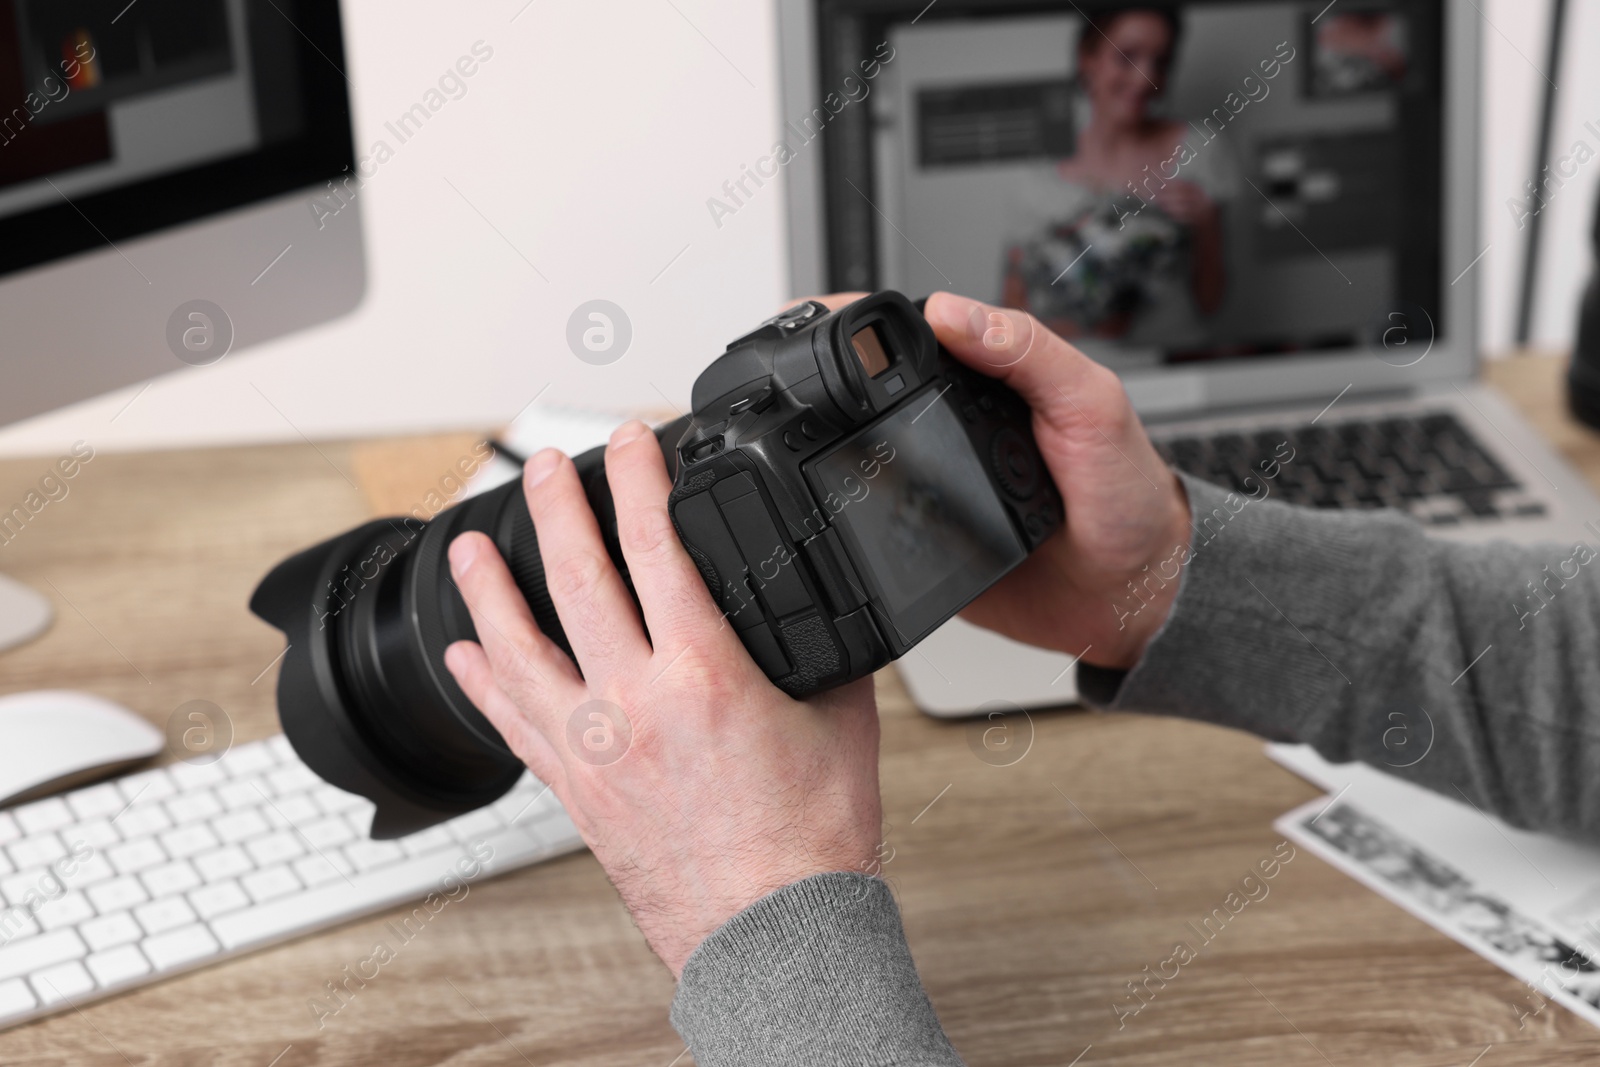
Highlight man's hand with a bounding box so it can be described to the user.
[442,423,883,977]
[923,292,1192,669]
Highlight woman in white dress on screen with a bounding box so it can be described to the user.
[1002,8,1238,349]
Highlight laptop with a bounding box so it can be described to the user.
[777,0,1600,716]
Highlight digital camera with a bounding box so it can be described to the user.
[251,291,1062,836]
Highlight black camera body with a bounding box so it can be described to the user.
[251,292,1060,837]
[667,291,1061,696]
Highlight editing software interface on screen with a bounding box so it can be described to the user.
[817,0,1443,371]
[0,0,345,277]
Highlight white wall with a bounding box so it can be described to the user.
[0,0,1594,456]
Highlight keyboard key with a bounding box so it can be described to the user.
[216,781,262,811]
[134,898,197,937]
[242,866,302,904]
[301,818,355,851]
[193,846,252,883]
[30,960,93,1005]
[9,834,66,871]
[160,824,219,860]
[86,945,150,987]
[61,852,115,892]
[213,810,270,844]
[166,790,223,824]
[267,765,319,796]
[141,861,200,898]
[0,906,39,942]
[246,833,304,868]
[0,815,17,849]
[2,871,56,908]
[0,977,36,1017]
[398,826,453,857]
[140,924,218,970]
[292,854,351,887]
[14,799,72,836]
[168,762,228,790]
[538,811,581,848]
[344,840,404,873]
[477,827,565,873]
[189,881,249,920]
[117,769,175,805]
[311,785,367,815]
[107,839,166,875]
[115,804,172,839]
[61,820,120,852]
[493,782,544,821]
[448,808,504,842]
[267,735,295,762]
[0,929,86,982]
[88,877,149,914]
[506,796,558,832]
[0,852,10,879]
[265,796,320,828]
[80,912,143,952]
[221,743,276,776]
[66,784,126,822]
[35,892,93,932]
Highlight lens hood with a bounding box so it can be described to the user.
[250,517,524,839]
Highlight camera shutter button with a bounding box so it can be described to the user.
[991,428,1039,500]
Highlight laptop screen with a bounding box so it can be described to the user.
[811,0,1445,374]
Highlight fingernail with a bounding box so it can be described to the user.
[610,420,648,449]
[526,448,562,488]
[449,535,480,577]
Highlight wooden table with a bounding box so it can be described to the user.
[0,356,1596,1066]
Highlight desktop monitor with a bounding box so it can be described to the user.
[0,0,365,652]
[778,0,1478,416]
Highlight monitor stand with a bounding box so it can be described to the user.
[0,573,52,653]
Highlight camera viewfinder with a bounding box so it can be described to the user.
[851,325,892,378]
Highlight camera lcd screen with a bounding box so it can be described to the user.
[811,386,1026,642]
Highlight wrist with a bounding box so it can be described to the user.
[657,862,875,977]
[643,826,884,978]
[1096,477,1193,669]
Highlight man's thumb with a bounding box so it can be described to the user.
[922,292,1115,424]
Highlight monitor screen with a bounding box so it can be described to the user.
[0,0,352,278]
[812,0,1444,373]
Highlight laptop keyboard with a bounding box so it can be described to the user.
[1153,411,1548,526]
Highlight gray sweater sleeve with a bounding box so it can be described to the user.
[670,872,965,1066]
[1081,473,1600,840]
[672,472,1600,1065]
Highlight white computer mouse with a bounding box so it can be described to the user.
[0,690,163,807]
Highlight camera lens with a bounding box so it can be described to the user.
[251,422,686,838]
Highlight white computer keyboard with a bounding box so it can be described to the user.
[0,734,583,1032]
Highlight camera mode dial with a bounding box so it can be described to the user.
[991,427,1040,501]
